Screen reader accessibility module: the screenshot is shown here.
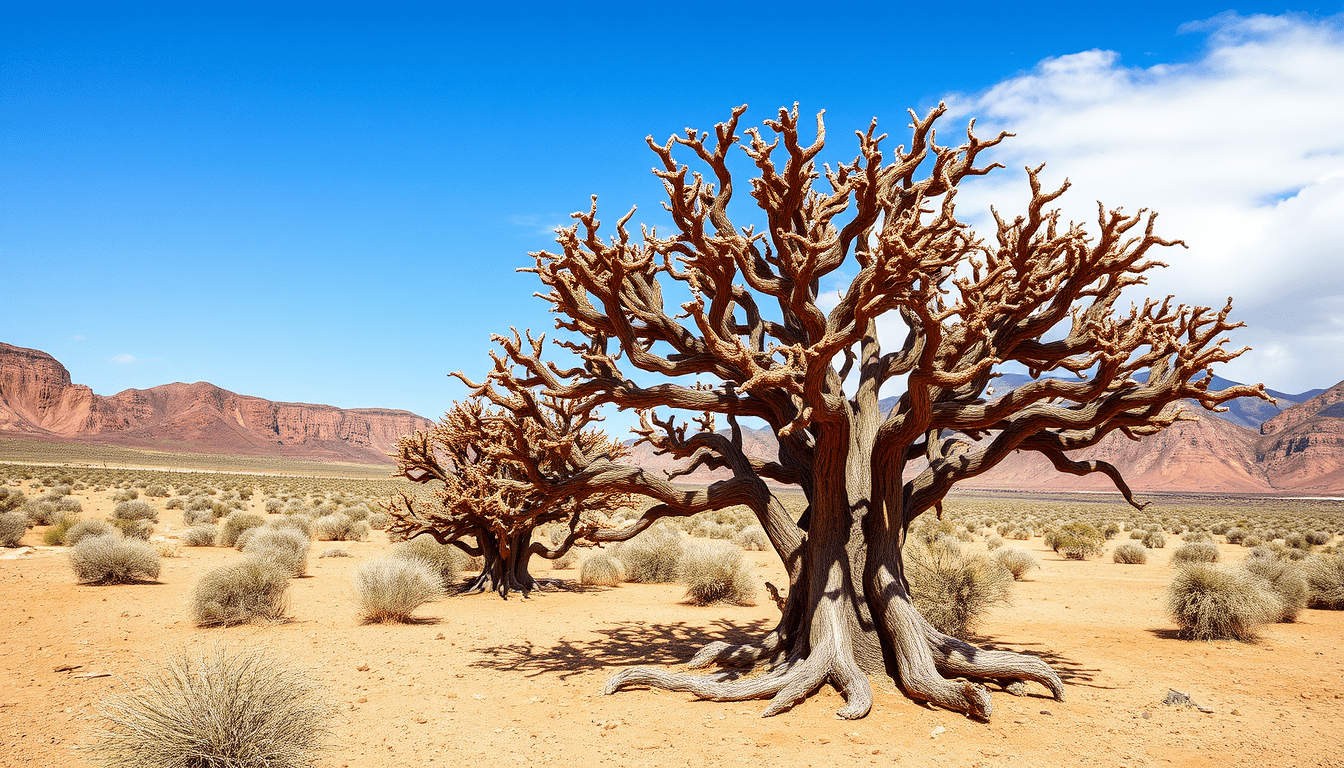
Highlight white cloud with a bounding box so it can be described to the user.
[111,354,136,364]
[941,12,1344,393]
[508,213,569,235]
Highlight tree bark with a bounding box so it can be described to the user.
[460,527,560,598]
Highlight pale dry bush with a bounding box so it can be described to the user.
[1300,553,1344,609]
[580,552,625,586]
[550,548,580,569]
[242,528,310,577]
[1170,541,1221,566]
[679,541,756,606]
[319,547,351,558]
[155,541,183,558]
[88,645,332,768]
[1,511,29,547]
[903,538,1012,638]
[1241,557,1308,622]
[314,514,368,542]
[218,513,265,548]
[1143,530,1167,549]
[69,536,161,584]
[733,525,770,551]
[1166,564,1280,641]
[993,547,1038,580]
[393,536,468,589]
[612,525,684,583]
[111,500,157,522]
[192,560,290,627]
[1113,542,1149,564]
[65,518,115,547]
[181,524,218,547]
[355,557,444,623]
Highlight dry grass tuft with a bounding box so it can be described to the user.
[355,557,444,623]
[1166,563,1280,641]
[393,536,468,589]
[1170,541,1221,566]
[679,541,756,605]
[1113,542,1149,564]
[1300,553,1344,609]
[192,560,290,627]
[993,547,1039,580]
[1241,557,1308,622]
[903,538,1011,638]
[612,525,684,583]
[242,528,311,577]
[0,511,25,547]
[69,535,161,584]
[87,645,332,768]
[579,552,625,586]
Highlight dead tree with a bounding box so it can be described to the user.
[465,103,1267,717]
[386,395,628,597]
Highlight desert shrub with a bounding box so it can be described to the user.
[234,527,260,551]
[1113,542,1149,564]
[23,500,61,526]
[262,514,313,539]
[192,560,290,627]
[1166,564,1280,641]
[1241,557,1308,622]
[110,488,139,502]
[910,516,958,546]
[55,496,82,514]
[218,513,265,548]
[1101,522,1121,540]
[355,557,444,623]
[111,518,154,540]
[1142,530,1167,549]
[994,547,1038,580]
[1006,528,1031,541]
[1128,529,1146,540]
[985,534,1005,551]
[1306,530,1331,546]
[144,484,169,498]
[1242,535,1264,548]
[0,511,26,547]
[88,645,332,768]
[580,552,625,585]
[182,524,218,547]
[341,504,371,522]
[1170,542,1220,566]
[164,496,187,510]
[319,547,350,558]
[156,540,183,558]
[903,538,1012,638]
[733,525,770,551]
[313,513,367,542]
[42,516,79,546]
[1048,523,1103,560]
[613,525,684,583]
[69,536,161,584]
[1300,553,1344,609]
[679,540,756,606]
[0,487,25,513]
[185,496,214,512]
[242,528,310,577]
[264,498,284,514]
[211,500,238,519]
[393,536,467,588]
[1182,531,1213,544]
[182,508,214,526]
[1211,521,1232,535]
[366,512,391,530]
[1224,527,1248,544]
[112,500,159,522]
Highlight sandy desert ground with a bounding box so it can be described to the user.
[2,486,1343,768]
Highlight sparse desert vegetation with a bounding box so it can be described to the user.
[1,461,1342,766]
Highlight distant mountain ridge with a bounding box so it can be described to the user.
[0,342,431,465]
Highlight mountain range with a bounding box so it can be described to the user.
[0,342,431,465]
[3,341,1341,494]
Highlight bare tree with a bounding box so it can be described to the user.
[463,103,1266,718]
[386,395,628,597]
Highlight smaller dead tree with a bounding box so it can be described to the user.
[386,395,628,597]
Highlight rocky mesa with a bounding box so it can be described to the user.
[0,342,431,465]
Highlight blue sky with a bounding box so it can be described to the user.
[3,2,1342,430]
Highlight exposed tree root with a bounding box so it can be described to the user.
[920,620,1065,701]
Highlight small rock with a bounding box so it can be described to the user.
[930,725,945,738]
[356,697,368,704]
[1039,710,1053,716]
[1230,709,1241,716]
[356,664,370,672]
[414,717,427,724]
[435,633,446,640]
